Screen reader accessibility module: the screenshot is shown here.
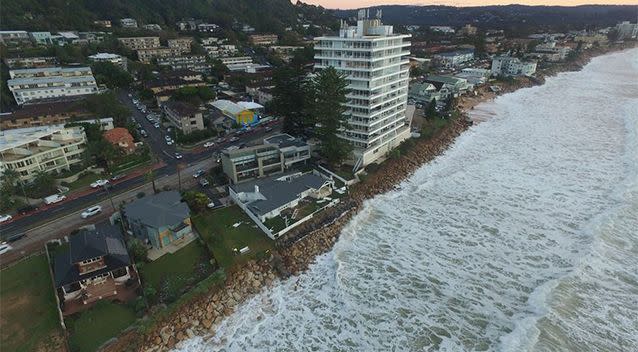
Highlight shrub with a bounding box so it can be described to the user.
[136,192,145,198]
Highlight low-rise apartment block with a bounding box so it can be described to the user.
[222,134,311,184]
[198,23,221,32]
[249,34,278,45]
[433,49,474,68]
[4,56,58,69]
[157,55,209,72]
[0,30,30,45]
[88,52,128,70]
[136,47,183,63]
[162,101,205,134]
[117,36,160,51]
[7,66,98,105]
[491,56,537,77]
[0,101,93,130]
[167,38,193,53]
[0,125,87,182]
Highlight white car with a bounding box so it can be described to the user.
[174,152,183,159]
[166,139,173,145]
[203,141,215,148]
[154,123,160,129]
[90,179,110,188]
[0,214,13,223]
[0,242,12,255]
[81,205,102,219]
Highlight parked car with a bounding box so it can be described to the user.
[166,139,173,145]
[203,141,215,148]
[111,174,125,181]
[229,137,239,142]
[0,214,12,223]
[199,178,210,187]
[140,130,148,137]
[44,194,66,205]
[90,179,109,188]
[6,233,26,243]
[81,205,102,219]
[0,242,12,255]
[154,123,160,129]
[174,152,183,159]
[265,126,273,132]
[17,204,38,215]
[193,170,205,178]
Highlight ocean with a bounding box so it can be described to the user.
[175,48,638,352]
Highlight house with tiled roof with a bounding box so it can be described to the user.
[103,127,135,154]
[53,223,138,313]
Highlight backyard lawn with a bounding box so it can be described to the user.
[0,255,63,352]
[67,301,137,352]
[140,240,213,291]
[192,206,274,269]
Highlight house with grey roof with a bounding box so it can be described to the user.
[53,223,137,311]
[122,191,193,252]
[229,172,334,239]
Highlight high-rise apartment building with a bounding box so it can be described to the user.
[314,9,412,169]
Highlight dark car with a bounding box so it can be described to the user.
[17,204,38,215]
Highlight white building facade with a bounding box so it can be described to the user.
[491,56,537,77]
[7,66,99,105]
[314,10,412,169]
[0,125,87,182]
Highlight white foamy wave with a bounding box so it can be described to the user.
[174,48,638,352]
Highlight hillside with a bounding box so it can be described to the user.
[2,0,336,33]
[334,5,637,34]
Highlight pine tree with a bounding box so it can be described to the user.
[308,67,352,165]
[271,64,308,136]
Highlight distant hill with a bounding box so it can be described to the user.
[2,0,337,33]
[333,5,637,34]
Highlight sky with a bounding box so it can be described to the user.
[302,0,638,9]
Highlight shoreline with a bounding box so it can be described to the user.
[104,43,636,352]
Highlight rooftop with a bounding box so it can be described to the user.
[231,173,328,217]
[54,222,131,287]
[123,191,191,229]
[165,100,201,116]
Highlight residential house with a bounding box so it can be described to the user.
[162,101,205,134]
[94,20,112,28]
[142,24,162,31]
[123,191,194,251]
[222,134,311,184]
[424,75,473,96]
[30,32,53,45]
[616,21,638,40]
[53,223,138,312]
[210,99,261,126]
[120,18,138,28]
[455,68,491,85]
[229,172,333,239]
[103,127,136,154]
[198,23,221,33]
[459,24,477,36]
[430,26,455,34]
[176,19,199,31]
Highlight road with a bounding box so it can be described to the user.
[0,91,282,265]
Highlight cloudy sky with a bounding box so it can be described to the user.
[303,0,637,9]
